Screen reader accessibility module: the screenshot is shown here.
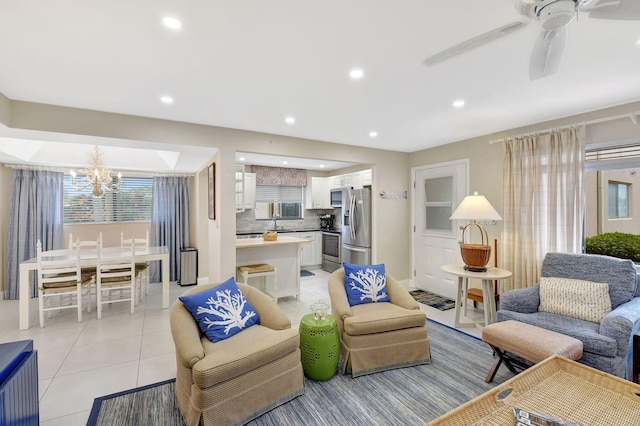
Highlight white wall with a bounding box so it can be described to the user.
[0,98,412,289]
[1,96,639,291]
[409,101,640,288]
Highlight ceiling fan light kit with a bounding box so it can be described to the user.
[423,0,639,80]
[537,0,577,30]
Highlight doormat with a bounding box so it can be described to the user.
[300,270,315,277]
[409,290,456,311]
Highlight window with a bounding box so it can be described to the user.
[64,176,153,223]
[424,176,454,233]
[255,185,304,219]
[608,181,630,218]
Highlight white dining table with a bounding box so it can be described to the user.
[18,245,170,330]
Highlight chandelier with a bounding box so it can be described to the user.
[70,146,122,197]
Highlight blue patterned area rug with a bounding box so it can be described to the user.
[410,289,456,311]
[87,320,511,425]
[300,269,315,277]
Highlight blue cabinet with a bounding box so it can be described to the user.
[0,340,39,425]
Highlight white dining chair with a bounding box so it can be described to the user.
[96,238,136,319]
[36,240,93,328]
[121,231,149,303]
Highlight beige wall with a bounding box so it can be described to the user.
[409,101,640,273]
[1,95,639,291]
[585,168,640,237]
[0,98,412,286]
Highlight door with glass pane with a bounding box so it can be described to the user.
[413,160,467,299]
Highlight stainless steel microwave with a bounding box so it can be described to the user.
[330,187,351,208]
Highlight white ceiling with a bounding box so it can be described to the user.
[1,1,639,171]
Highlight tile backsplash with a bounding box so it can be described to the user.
[236,208,336,233]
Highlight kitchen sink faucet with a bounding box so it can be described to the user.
[271,213,282,231]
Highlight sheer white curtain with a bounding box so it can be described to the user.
[501,125,586,291]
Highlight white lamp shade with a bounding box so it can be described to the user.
[450,192,502,221]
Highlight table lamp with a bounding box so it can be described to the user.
[449,191,502,272]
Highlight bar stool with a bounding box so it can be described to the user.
[236,264,278,302]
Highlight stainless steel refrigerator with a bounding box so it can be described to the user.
[342,188,371,265]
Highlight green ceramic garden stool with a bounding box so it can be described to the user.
[299,313,339,381]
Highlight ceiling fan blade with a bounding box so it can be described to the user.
[585,0,640,20]
[529,27,567,80]
[423,21,528,66]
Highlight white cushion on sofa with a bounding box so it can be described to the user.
[539,277,612,324]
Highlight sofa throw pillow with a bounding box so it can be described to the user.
[343,262,390,306]
[538,277,612,324]
[179,277,260,342]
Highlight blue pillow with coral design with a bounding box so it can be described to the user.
[343,262,390,306]
[179,277,260,342]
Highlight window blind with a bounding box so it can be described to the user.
[63,176,153,223]
[255,185,303,202]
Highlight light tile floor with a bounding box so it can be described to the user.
[0,269,486,425]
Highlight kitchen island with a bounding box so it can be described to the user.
[236,236,308,301]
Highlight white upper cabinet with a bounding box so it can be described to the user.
[328,169,371,191]
[362,169,372,186]
[305,176,330,209]
[235,166,256,211]
[243,172,256,209]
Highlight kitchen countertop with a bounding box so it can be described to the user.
[236,228,322,236]
[236,235,309,248]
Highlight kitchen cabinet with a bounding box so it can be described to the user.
[362,169,372,186]
[299,231,322,266]
[243,173,256,209]
[313,232,322,264]
[300,232,316,266]
[342,174,354,187]
[352,172,363,189]
[236,171,256,210]
[305,177,330,209]
[328,176,342,190]
[327,169,371,191]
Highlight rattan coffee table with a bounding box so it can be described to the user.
[426,355,640,425]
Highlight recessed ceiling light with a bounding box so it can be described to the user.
[282,161,289,165]
[160,96,174,104]
[285,116,295,124]
[453,100,465,108]
[369,131,378,138]
[350,69,364,79]
[320,164,325,168]
[239,157,246,162]
[162,16,182,30]
[636,38,640,45]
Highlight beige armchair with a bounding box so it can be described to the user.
[328,268,431,377]
[170,282,304,426]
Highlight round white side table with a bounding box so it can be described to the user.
[441,264,512,328]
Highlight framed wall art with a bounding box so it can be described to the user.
[208,163,215,220]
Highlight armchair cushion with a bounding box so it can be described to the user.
[344,302,427,336]
[195,324,300,389]
[343,262,390,306]
[179,277,260,343]
[540,252,636,309]
[538,277,612,323]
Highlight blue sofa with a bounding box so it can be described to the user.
[496,252,640,380]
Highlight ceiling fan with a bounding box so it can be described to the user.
[423,0,640,80]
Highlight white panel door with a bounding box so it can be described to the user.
[413,160,468,299]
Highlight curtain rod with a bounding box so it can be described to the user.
[4,164,67,172]
[152,173,194,177]
[5,164,194,177]
[489,111,640,145]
